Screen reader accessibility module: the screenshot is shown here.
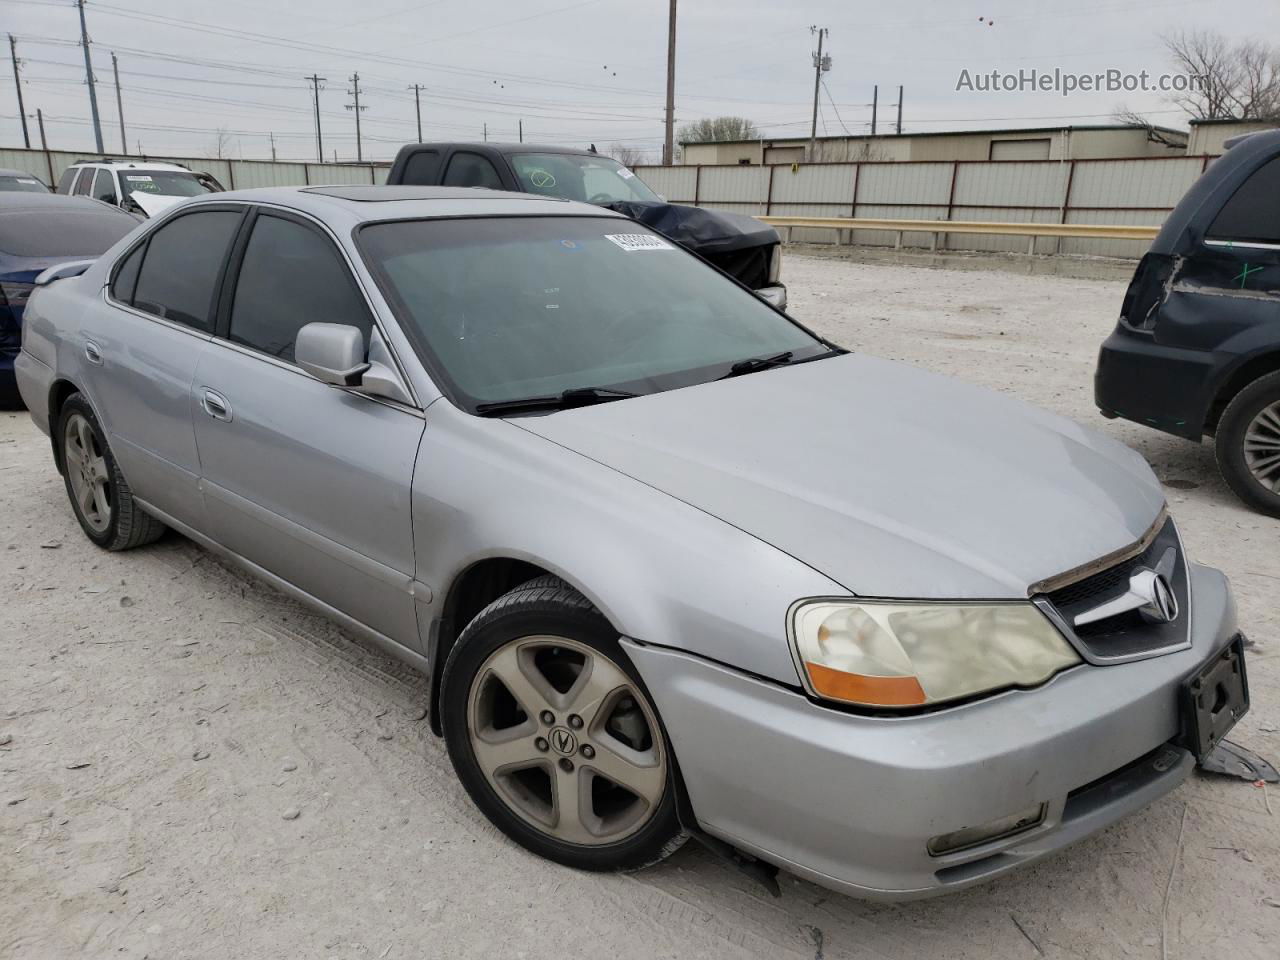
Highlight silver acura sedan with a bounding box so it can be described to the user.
[15,186,1248,900]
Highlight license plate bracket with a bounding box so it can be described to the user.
[1181,636,1249,761]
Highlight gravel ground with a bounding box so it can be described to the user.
[3,252,1278,960]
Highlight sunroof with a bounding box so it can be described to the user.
[301,185,565,202]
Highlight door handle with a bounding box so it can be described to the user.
[201,389,232,422]
[84,340,103,365]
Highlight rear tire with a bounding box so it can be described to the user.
[440,575,686,872]
[57,393,166,550]
[1215,371,1280,518]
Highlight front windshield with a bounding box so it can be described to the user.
[359,216,825,409]
[510,154,661,205]
[120,170,211,198]
[0,175,49,193]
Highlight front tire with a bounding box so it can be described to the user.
[441,575,685,872]
[1216,371,1280,518]
[57,393,166,550]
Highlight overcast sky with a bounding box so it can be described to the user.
[5,0,1278,164]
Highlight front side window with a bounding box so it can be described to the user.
[1207,156,1280,245]
[228,214,371,362]
[442,153,503,189]
[91,169,118,205]
[510,154,660,204]
[359,216,825,409]
[129,210,242,331]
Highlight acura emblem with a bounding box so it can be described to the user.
[1140,572,1179,624]
[549,726,578,756]
[1073,547,1179,628]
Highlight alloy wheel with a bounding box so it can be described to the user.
[1244,400,1280,493]
[466,635,667,846]
[63,412,113,534]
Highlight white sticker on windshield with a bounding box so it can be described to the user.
[605,233,673,252]
[124,175,153,181]
[616,167,636,179]
[16,178,38,184]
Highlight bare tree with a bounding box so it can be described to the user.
[1111,106,1187,148]
[208,128,232,160]
[606,142,647,167]
[1161,30,1280,121]
[677,116,760,144]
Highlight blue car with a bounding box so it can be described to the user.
[1,193,139,407]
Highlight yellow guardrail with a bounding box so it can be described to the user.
[756,215,1160,252]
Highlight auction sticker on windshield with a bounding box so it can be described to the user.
[605,233,673,252]
[124,175,153,181]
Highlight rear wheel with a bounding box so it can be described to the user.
[58,394,166,550]
[441,575,685,871]
[1216,371,1280,518]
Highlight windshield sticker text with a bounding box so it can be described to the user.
[605,234,673,252]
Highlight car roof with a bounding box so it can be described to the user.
[178,185,622,226]
[70,159,194,172]
[406,142,605,159]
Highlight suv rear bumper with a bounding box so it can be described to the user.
[1095,326,1215,440]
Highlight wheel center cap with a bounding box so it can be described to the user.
[548,726,577,756]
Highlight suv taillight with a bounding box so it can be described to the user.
[1119,253,1175,331]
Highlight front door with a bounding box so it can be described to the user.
[191,209,424,648]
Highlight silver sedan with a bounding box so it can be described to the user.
[15,185,1248,899]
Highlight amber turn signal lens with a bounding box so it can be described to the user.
[804,662,926,707]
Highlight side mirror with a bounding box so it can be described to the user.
[296,323,370,387]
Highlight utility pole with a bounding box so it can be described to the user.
[305,74,326,163]
[518,119,523,143]
[8,35,30,148]
[408,83,424,141]
[345,72,366,162]
[808,26,830,162]
[36,108,47,151]
[896,85,903,135]
[76,0,104,154]
[111,52,126,154]
[483,122,487,142]
[871,85,878,136]
[269,132,277,161]
[662,0,677,165]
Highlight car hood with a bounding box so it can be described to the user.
[128,192,185,218]
[514,353,1165,599]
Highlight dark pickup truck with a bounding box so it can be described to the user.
[385,142,786,308]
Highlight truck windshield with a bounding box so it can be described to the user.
[509,154,661,205]
[120,171,211,198]
[359,216,825,411]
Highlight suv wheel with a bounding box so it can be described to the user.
[441,575,685,871]
[58,394,167,549]
[1215,370,1280,518]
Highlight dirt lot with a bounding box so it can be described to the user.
[3,253,1278,960]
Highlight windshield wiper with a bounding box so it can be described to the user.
[474,386,639,417]
[718,351,795,379]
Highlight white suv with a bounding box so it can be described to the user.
[56,159,222,218]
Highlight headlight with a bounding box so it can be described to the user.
[767,243,783,284]
[789,600,1081,709]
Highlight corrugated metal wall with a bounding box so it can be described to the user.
[0,147,388,192]
[634,155,1215,258]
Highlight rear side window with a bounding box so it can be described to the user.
[72,168,94,196]
[111,244,144,304]
[228,214,371,362]
[442,152,503,189]
[1207,156,1280,245]
[55,168,78,194]
[400,150,441,185]
[130,210,242,331]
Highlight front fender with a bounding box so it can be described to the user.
[411,402,848,686]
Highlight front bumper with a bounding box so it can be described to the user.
[625,562,1238,900]
[754,284,787,310]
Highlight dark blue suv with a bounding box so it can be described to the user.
[1096,129,1280,517]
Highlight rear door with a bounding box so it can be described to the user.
[84,205,245,527]
[191,207,424,649]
